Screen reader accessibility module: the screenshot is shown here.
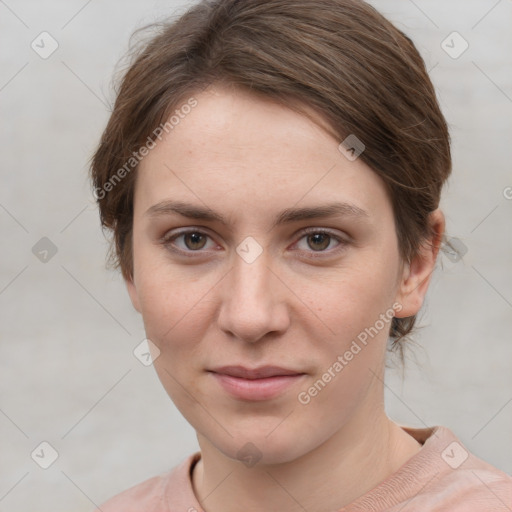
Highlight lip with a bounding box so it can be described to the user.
[209,365,306,401]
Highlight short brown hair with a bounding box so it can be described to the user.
[90,0,451,350]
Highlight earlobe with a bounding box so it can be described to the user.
[395,209,445,318]
[124,273,142,313]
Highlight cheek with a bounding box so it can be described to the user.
[132,233,212,338]
[135,268,213,409]
[293,270,396,427]
[137,270,213,347]
[296,252,400,407]
[305,257,399,339]
[294,345,385,449]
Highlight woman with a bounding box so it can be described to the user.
[90,0,512,510]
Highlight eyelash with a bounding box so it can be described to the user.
[160,227,350,259]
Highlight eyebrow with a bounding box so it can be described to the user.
[145,199,369,229]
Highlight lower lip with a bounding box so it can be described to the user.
[210,372,305,401]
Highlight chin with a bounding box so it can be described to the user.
[205,423,322,467]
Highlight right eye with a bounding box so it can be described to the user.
[160,229,218,256]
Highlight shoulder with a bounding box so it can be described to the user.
[345,425,512,512]
[431,449,512,510]
[94,472,170,512]
[400,426,512,511]
[93,453,201,512]
[412,464,512,511]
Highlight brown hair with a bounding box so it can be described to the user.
[89,0,451,353]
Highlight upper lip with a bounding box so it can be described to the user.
[210,365,304,379]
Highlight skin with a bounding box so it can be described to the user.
[125,83,444,512]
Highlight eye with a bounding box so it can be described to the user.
[160,227,349,258]
[161,229,217,254]
[293,228,348,257]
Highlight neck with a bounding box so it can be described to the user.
[191,402,421,512]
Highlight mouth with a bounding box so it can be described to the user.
[208,365,306,401]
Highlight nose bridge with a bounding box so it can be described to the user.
[218,238,287,342]
[233,242,271,299]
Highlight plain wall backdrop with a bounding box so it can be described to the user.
[1,0,511,510]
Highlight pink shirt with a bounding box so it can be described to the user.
[95,426,512,511]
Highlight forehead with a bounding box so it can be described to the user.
[135,84,391,220]
[159,85,337,164]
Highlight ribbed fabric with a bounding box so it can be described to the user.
[95,426,512,512]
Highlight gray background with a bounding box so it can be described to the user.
[1,0,511,510]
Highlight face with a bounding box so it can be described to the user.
[126,84,436,465]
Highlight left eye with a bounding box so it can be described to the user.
[294,230,343,253]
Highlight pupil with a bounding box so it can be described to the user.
[187,233,205,249]
[309,233,329,251]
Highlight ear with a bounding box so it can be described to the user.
[394,209,445,318]
[124,272,142,313]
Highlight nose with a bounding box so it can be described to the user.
[216,244,290,344]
